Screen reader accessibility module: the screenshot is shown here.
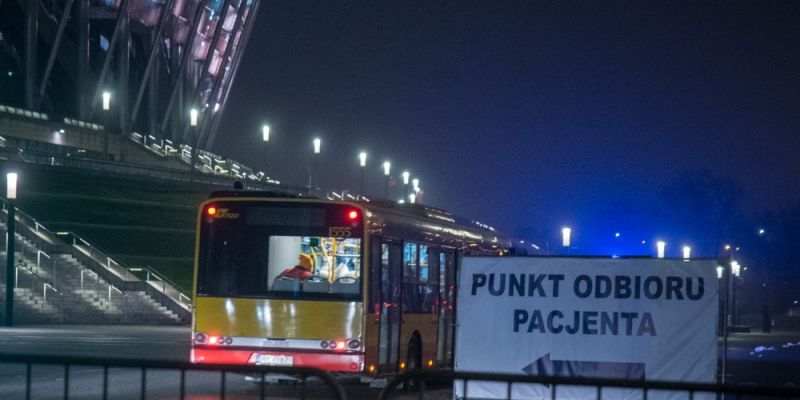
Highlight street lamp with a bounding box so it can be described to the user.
[189,108,199,171]
[311,138,321,192]
[359,152,367,195]
[409,193,417,204]
[682,245,691,259]
[383,161,391,198]
[656,241,666,258]
[102,91,111,160]
[262,124,270,175]
[730,260,742,325]
[5,172,17,326]
[561,227,571,248]
[402,171,410,201]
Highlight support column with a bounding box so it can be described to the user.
[77,0,91,120]
[117,15,130,142]
[24,0,38,109]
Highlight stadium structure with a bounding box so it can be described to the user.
[0,0,260,159]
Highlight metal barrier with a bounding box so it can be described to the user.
[0,353,348,400]
[378,370,800,400]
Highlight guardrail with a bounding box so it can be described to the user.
[127,266,193,310]
[379,370,800,400]
[0,353,348,400]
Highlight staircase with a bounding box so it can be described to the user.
[0,202,190,325]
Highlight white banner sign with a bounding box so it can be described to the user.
[455,257,718,400]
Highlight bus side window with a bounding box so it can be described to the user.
[403,243,417,280]
[419,245,429,282]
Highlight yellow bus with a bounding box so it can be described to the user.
[191,191,510,376]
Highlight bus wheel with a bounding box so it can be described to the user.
[404,335,422,390]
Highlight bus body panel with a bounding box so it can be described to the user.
[194,297,363,339]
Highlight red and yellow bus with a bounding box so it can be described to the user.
[191,191,510,376]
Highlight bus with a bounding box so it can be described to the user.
[191,190,511,377]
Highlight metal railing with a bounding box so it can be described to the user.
[62,233,137,282]
[379,370,800,400]
[127,266,193,309]
[1,200,191,316]
[0,353,348,400]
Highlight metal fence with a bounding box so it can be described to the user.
[0,353,348,400]
[378,370,800,400]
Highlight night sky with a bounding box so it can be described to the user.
[215,1,800,256]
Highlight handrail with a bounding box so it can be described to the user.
[43,283,59,301]
[127,266,192,310]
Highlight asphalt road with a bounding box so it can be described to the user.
[0,325,797,399]
[0,326,449,399]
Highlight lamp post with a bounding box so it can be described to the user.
[402,171,410,201]
[102,91,111,160]
[383,161,391,198]
[359,152,367,195]
[189,108,199,171]
[5,172,17,326]
[312,138,321,192]
[731,260,741,325]
[262,125,270,176]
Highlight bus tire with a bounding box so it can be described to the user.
[404,334,422,391]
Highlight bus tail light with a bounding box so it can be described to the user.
[195,333,207,344]
[207,206,217,216]
[346,209,359,221]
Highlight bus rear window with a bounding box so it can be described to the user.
[196,202,362,299]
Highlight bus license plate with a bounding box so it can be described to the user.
[256,354,293,366]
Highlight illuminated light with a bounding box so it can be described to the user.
[207,206,217,216]
[682,246,691,259]
[724,244,731,251]
[58,129,65,134]
[614,232,620,238]
[716,266,724,279]
[313,138,321,154]
[102,91,111,111]
[368,364,376,373]
[561,227,571,248]
[208,336,219,345]
[427,359,434,367]
[402,171,410,185]
[383,161,391,176]
[400,362,406,369]
[336,341,346,350]
[347,210,359,220]
[758,228,765,235]
[731,261,741,277]
[656,241,666,258]
[190,108,199,126]
[359,152,367,167]
[412,178,419,192]
[6,172,18,199]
